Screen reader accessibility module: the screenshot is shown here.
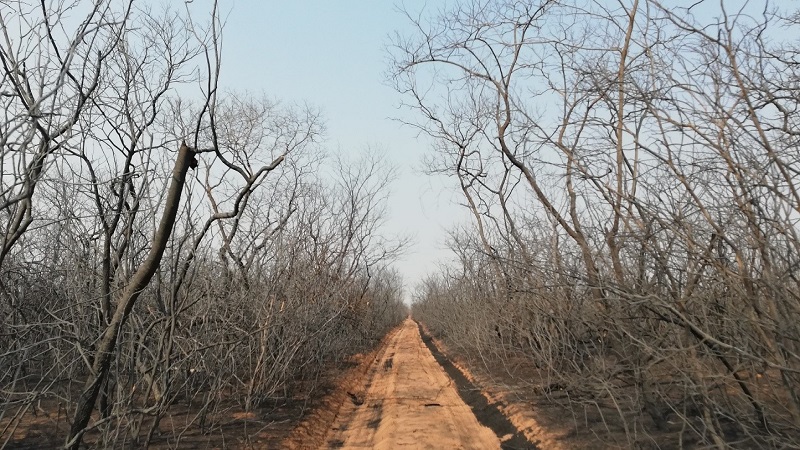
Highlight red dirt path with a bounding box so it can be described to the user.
[323,318,502,449]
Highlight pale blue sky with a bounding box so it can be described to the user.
[217,1,466,295]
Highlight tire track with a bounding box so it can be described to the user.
[324,318,534,449]
[417,323,538,450]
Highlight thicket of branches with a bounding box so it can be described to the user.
[396,1,800,447]
[0,1,405,448]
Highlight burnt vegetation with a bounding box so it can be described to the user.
[0,1,405,448]
[3,0,800,449]
[397,1,800,448]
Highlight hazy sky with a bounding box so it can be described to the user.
[217,1,467,297]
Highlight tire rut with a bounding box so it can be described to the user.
[324,319,534,449]
[417,322,539,450]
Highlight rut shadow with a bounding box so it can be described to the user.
[417,322,538,450]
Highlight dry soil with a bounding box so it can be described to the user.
[322,318,533,450]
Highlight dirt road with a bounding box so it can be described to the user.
[324,319,506,449]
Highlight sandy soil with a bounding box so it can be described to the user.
[324,318,504,450]
[423,331,568,450]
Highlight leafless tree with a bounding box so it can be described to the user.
[0,2,407,448]
[398,0,800,447]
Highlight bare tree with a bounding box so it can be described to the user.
[399,0,800,447]
[1,3,408,448]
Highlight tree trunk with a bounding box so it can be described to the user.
[65,142,196,450]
